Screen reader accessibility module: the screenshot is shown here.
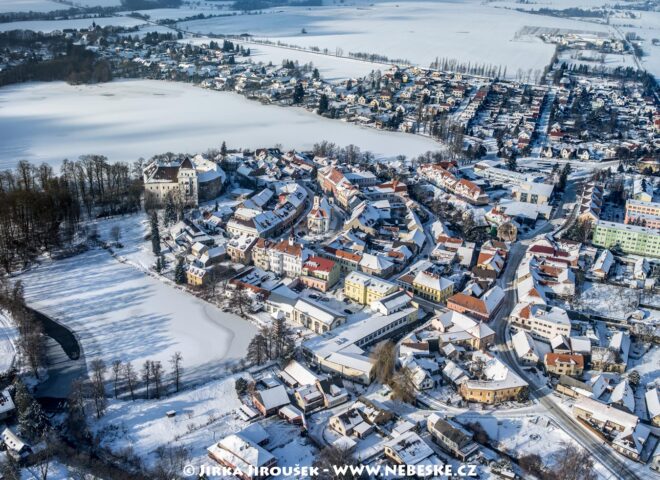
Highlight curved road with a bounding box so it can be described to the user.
[490,180,642,480]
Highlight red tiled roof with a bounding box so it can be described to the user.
[545,353,584,369]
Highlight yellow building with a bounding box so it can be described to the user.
[412,270,454,304]
[343,271,398,305]
[186,266,207,286]
[458,353,528,405]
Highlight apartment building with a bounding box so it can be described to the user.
[510,302,571,341]
[592,220,660,258]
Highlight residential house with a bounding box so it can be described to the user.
[383,431,435,467]
[446,285,504,321]
[459,353,527,404]
[544,353,584,377]
[300,256,340,292]
[208,434,276,480]
[252,385,290,416]
[427,413,479,461]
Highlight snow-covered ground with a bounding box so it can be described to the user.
[177,1,612,76]
[0,0,64,13]
[575,281,639,321]
[0,16,145,32]
[0,80,442,168]
[94,375,246,468]
[0,312,17,374]
[459,413,608,477]
[19,214,257,384]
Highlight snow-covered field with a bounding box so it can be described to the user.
[177,1,612,76]
[0,0,63,13]
[182,36,382,81]
[19,214,257,383]
[244,41,383,81]
[0,15,145,32]
[0,80,442,167]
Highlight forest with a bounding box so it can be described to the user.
[0,157,143,275]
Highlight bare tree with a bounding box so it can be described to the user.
[110,225,121,243]
[313,445,362,480]
[68,378,87,418]
[90,358,107,419]
[169,352,183,393]
[142,360,152,399]
[391,367,416,404]
[551,444,597,480]
[233,288,251,316]
[371,341,396,384]
[151,445,191,480]
[35,434,55,480]
[111,360,122,398]
[151,361,164,399]
[124,361,137,401]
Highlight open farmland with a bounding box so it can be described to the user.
[177,1,613,77]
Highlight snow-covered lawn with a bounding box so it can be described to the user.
[177,1,612,76]
[0,80,442,168]
[19,238,257,384]
[94,375,247,467]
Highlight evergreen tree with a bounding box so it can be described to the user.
[312,68,320,80]
[272,317,293,360]
[507,152,517,171]
[220,141,227,158]
[164,194,177,226]
[292,83,305,104]
[318,94,329,115]
[174,257,186,284]
[558,163,572,191]
[150,211,161,255]
[13,379,48,441]
[246,332,269,365]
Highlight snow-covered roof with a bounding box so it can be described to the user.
[0,388,15,416]
[359,253,393,272]
[465,352,527,391]
[283,360,319,387]
[574,397,638,430]
[645,388,660,420]
[413,269,453,292]
[383,431,434,465]
[209,434,275,470]
[610,380,635,413]
[254,385,289,410]
[512,330,539,359]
